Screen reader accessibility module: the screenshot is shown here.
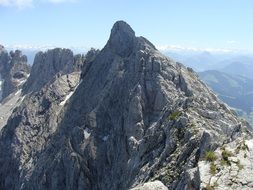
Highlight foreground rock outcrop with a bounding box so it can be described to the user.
[131,181,168,190]
[0,21,251,190]
[199,139,253,189]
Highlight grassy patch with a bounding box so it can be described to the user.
[168,111,181,121]
[221,149,233,166]
[235,140,249,154]
[205,151,217,162]
[210,162,217,175]
[220,159,227,166]
[222,150,233,160]
[213,181,218,187]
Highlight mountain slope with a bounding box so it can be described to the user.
[199,70,253,113]
[0,21,251,190]
[221,58,253,79]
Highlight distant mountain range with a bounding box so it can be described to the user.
[199,70,253,113]
[220,59,253,79]
[163,50,253,74]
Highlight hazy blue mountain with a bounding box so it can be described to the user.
[163,49,253,74]
[164,51,229,71]
[199,70,253,113]
[221,58,253,79]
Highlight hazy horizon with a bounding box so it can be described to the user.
[1,0,253,52]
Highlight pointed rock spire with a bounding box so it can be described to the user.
[107,20,136,57]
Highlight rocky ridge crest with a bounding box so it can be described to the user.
[0,48,30,101]
[0,21,251,190]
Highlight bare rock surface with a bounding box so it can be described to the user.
[0,47,30,101]
[199,138,253,190]
[22,48,82,94]
[131,180,168,190]
[0,90,25,130]
[0,21,251,190]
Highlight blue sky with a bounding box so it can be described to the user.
[0,0,253,51]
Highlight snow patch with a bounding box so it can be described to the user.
[60,91,74,106]
[15,89,22,96]
[16,79,27,86]
[18,95,26,103]
[102,135,109,141]
[83,128,91,139]
[59,79,82,106]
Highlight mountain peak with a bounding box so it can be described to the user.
[111,20,135,37]
[107,20,136,56]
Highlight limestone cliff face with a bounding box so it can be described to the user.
[0,47,6,99]
[22,48,82,94]
[0,21,251,190]
[0,47,87,190]
[0,47,30,101]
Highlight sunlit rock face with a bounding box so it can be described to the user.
[0,46,31,101]
[0,22,251,190]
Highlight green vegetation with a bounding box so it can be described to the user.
[220,159,227,166]
[168,111,181,121]
[190,123,196,128]
[241,141,249,151]
[235,146,240,154]
[210,162,217,175]
[222,150,232,160]
[213,181,219,187]
[221,149,233,166]
[205,151,217,162]
[235,140,249,154]
[220,145,226,151]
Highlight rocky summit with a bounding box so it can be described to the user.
[0,21,252,190]
[0,47,30,101]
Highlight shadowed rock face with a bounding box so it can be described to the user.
[0,48,30,101]
[0,21,251,190]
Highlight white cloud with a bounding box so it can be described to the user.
[226,40,237,44]
[0,0,33,9]
[5,43,89,53]
[0,0,76,8]
[156,44,249,54]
